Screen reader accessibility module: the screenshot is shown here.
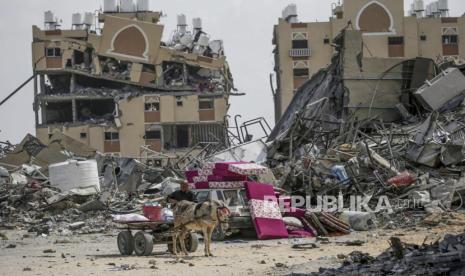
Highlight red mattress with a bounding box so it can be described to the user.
[245,182,288,240]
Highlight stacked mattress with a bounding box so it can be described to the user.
[185,162,288,240]
[185,162,267,190]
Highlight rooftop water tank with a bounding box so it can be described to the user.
[425,3,432,16]
[137,0,149,11]
[438,0,448,11]
[120,0,135,12]
[197,34,210,47]
[49,160,100,193]
[44,11,55,23]
[180,33,194,47]
[83,12,94,26]
[72,13,82,26]
[192,18,202,30]
[282,4,298,23]
[209,40,223,55]
[430,1,439,14]
[103,0,118,12]
[177,14,187,26]
[414,0,424,11]
[287,4,297,17]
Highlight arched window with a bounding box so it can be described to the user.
[108,25,149,60]
[356,1,394,34]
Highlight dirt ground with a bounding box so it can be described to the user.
[0,225,463,276]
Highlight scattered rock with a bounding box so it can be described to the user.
[55,238,72,244]
[292,243,318,250]
[69,221,85,230]
[344,240,365,246]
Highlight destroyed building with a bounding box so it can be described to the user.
[267,24,465,202]
[31,0,235,157]
[272,0,465,121]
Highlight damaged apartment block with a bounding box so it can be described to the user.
[32,2,236,157]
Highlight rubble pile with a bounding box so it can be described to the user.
[0,133,140,236]
[0,139,14,159]
[311,234,465,275]
[266,30,465,225]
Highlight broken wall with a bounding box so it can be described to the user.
[98,15,164,64]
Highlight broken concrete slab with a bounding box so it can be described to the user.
[414,68,465,111]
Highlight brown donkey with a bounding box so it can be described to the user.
[172,200,230,257]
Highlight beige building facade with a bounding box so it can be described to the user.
[32,4,234,158]
[272,0,465,121]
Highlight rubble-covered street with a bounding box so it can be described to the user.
[0,224,463,275]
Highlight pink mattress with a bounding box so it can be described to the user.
[245,182,288,240]
[185,170,199,179]
[193,175,248,183]
[287,229,314,238]
[283,207,306,218]
[191,181,246,189]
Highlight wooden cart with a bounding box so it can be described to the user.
[115,221,199,256]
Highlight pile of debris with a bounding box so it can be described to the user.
[311,234,465,275]
[266,29,465,223]
[0,133,141,236]
[0,139,14,160]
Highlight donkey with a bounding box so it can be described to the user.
[172,199,230,257]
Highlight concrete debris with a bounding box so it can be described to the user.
[264,29,465,231]
[68,221,85,230]
[311,234,465,275]
[414,67,465,111]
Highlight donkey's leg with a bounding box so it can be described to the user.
[207,226,215,256]
[179,230,189,255]
[202,227,209,257]
[172,232,178,256]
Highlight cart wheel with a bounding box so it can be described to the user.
[134,231,154,256]
[117,231,134,256]
[185,233,199,253]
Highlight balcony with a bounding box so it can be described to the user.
[289,48,311,57]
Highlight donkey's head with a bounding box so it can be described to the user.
[209,199,230,231]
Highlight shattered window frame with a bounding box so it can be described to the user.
[293,68,309,77]
[292,39,309,49]
[176,96,183,107]
[145,130,161,140]
[104,132,119,141]
[199,99,214,110]
[144,102,160,112]
[45,47,61,57]
[442,35,458,45]
[388,36,404,45]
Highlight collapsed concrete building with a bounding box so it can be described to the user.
[31,0,235,157]
[272,0,465,121]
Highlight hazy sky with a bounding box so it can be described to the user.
[0,0,464,143]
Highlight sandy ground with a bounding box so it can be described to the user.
[0,225,463,276]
